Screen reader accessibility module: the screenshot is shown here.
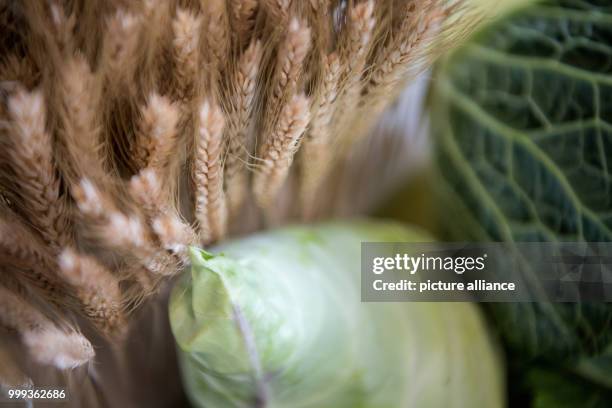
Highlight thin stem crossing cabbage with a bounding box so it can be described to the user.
[169,221,504,408]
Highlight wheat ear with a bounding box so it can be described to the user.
[58,248,126,337]
[100,9,142,85]
[332,0,376,150]
[253,93,310,209]
[129,168,164,215]
[230,0,258,45]
[152,212,198,265]
[0,217,67,304]
[130,169,197,263]
[57,54,106,186]
[266,18,311,125]
[225,39,263,216]
[48,0,76,52]
[263,0,290,24]
[363,1,445,103]
[203,0,229,92]
[300,53,340,218]
[334,2,448,153]
[72,178,174,276]
[339,0,375,77]
[0,286,94,369]
[132,93,180,172]
[172,8,202,102]
[4,87,71,249]
[193,100,227,243]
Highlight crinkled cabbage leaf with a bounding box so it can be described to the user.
[431,0,612,405]
[169,221,504,408]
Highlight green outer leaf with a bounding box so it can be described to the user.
[431,0,612,403]
[170,221,504,408]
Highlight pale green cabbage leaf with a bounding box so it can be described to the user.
[169,221,504,408]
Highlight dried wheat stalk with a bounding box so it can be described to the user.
[300,52,340,218]
[364,1,445,103]
[203,0,229,94]
[0,217,66,305]
[101,9,142,87]
[253,93,310,209]
[225,39,263,216]
[263,0,290,25]
[129,168,165,216]
[129,168,196,264]
[2,88,71,249]
[172,8,202,103]
[193,100,227,243]
[72,178,175,277]
[265,17,311,130]
[58,248,126,337]
[56,55,106,186]
[152,212,198,265]
[332,0,376,148]
[133,93,180,172]
[0,285,94,369]
[230,0,259,45]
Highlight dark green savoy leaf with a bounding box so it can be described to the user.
[431,0,612,403]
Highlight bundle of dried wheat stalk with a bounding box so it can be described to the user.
[0,0,473,378]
